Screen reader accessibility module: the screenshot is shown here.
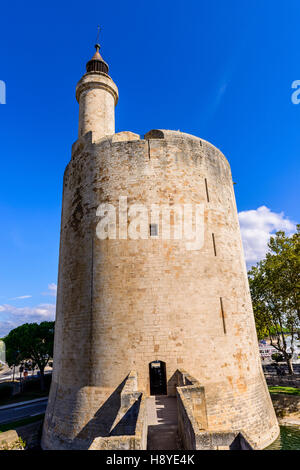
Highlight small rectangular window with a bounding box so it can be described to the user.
[150,223,158,237]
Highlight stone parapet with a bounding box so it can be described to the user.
[90,371,147,450]
[175,370,255,450]
[42,371,147,450]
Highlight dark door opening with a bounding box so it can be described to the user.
[149,361,167,395]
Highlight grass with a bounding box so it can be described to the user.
[268,386,300,396]
[0,413,44,433]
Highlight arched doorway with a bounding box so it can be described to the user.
[149,360,167,395]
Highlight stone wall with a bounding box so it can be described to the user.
[0,420,43,450]
[176,371,208,445]
[43,129,279,449]
[175,371,254,450]
[271,393,300,418]
[263,365,300,388]
[86,370,148,450]
[42,371,147,450]
[90,392,147,450]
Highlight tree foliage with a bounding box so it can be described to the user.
[3,322,54,390]
[248,226,300,374]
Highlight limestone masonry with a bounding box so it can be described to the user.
[42,42,279,450]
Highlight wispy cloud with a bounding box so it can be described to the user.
[0,303,56,337]
[201,36,247,129]
[42,283,57,297]
[9,295,32,300]
[0,282,57,336]
[0,321,16,338]
[239,206,297,267]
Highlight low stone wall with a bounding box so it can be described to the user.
[176,373,208,438]
[263,364,300,388]
[265,375,300,388]
[42,370,147,450]
[118,370,141,417]
[263,364,300,375]
[89,394,147,450]
[0,420,43,450]
[175,370,254,450]
[89,371,147,450]
[271,393,300,418]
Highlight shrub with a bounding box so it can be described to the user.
[271,353,285,363]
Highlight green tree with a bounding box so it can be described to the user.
[248,227,300,375]
[3,322,54,390]
[267,227,300,323]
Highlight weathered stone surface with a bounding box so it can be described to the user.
[76,72,118,142]
[176,370,254,449]
[42,128,279,450]
[271,393,300,417]
[0,420,42,450]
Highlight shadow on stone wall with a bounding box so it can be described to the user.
[75,376,127,444]
[229,433,253,450]
[110,396,142,436]
[174,369,255,450]
[72,371,147,449]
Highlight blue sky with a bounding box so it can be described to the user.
[0,0,299,336]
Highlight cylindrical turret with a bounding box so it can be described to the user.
[76,44,118,142]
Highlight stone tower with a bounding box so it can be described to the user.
[42,43,279,450]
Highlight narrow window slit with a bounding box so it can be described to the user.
[212,233,217,256]
[150,223,158,237]
[205,178,210,202]
[220,297,226,334]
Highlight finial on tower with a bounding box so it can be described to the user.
[76,26,118,141]
[95,25,101,52]
[86,26,109,75]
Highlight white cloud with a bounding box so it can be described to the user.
[239,206,296,267]
[0,321,16,338]
[9,295,32,300]
[0,303,56,337]
[42,283,57,297]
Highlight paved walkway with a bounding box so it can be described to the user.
[146,396,181,450]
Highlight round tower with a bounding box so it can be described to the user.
[76,44,118,142]
[42,45,279,450]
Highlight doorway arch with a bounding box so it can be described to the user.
[149,360,167,395]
